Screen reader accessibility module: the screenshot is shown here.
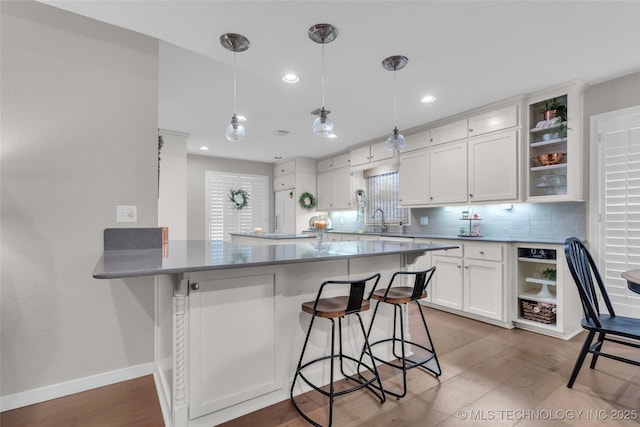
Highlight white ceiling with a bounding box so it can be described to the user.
[41,1,640,163]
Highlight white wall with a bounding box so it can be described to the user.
[158,129,188,240]
[1,1,158,399]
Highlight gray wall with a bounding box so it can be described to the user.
[1,1,158,397]
[187,154,274,240]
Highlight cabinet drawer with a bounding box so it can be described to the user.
[430,119,468,146]
[274,173,295,190]
[465,243,503,262]
[274,160,295,176]
[431,241,463,258]
[468,104,518,137]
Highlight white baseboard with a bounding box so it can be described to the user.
[0,362,155,412]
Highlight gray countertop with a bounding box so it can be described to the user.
[93,240,458,279]
[326,230,567,245]
[229,232,313,240]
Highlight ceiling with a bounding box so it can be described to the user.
[41,1,640,163]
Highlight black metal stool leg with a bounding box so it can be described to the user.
[415,301,441,376]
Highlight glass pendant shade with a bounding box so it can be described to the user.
[312,108,334,137]
[225,114,246,142]
[386,127,406,152]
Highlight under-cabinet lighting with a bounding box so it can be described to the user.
[420,95,437,103]
[282,73,299,83]
[500,204,513,210]
[199,146,209,151]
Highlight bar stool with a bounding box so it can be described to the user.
[363,267,441,399]
[290,273,385,427]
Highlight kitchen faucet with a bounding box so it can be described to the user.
[372,208,387,232]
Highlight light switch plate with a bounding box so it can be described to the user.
[116,205,137,223]
[420,216,429,225]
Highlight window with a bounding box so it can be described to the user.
[205,171,268,241]
[365,168,409,226]
[593,105,640,317]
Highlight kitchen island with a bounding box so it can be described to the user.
[93,239,456,427]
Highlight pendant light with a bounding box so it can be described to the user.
[220,33,250,142]
[308,24,338,138]
[382,55,409,153]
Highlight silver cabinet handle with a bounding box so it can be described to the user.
[191,283,199,291]
[469,128,473,132]
[480,250,484,254]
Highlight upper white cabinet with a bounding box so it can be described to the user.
[350,140,394,170]
[526,82,585,202]
[401,129,430,153]
[317,166,352,210]
[468,130,519,202]
[429,141,468,204]
[430,119,468,146]
[398,149,430,206]
[468,104,519,137]
[316,152,351,173]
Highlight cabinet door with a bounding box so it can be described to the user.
[273,173,295,191]
[316,158,333,173]
[350,146,371,167]
[332,168,353,209]
[399,149,430,206]
[430,119,468,146]
[370,141,394,164]
[468,104,518,137]
[316,172,333,210]
[431,255,463,310]
[468,130,518,202]
[332,153,351,169]
[274,160,296,176]
[189,274,281,418]
[463,259,503,321]
[402,130,430,153]
[429,141,468,204]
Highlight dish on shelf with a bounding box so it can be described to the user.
[533,152,566,166]
[536,173,566,187]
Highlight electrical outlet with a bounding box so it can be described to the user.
[420,216,429,225]
[116,205,137,223]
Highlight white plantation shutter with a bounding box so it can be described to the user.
[205,171,268,241]
[597,107,640,316]
[365,169,409,225]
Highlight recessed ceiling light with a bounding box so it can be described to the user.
[420,95,437,104]
[237,115,247,122]
[274,156,282,160]
[282,73,299,83]
[199,146,209,151]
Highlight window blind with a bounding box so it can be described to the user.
[365,169,408,225]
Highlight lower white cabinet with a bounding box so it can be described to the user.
[430,241,508,325]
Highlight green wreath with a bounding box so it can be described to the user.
[229,188,249,210]
[299,192,317,210]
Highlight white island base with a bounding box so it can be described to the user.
[154,251,424,426]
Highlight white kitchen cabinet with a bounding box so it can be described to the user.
[401,129,430,153]
[350,140,395,170]
[316,167,353,210]
[463,243,505,321]
[432,251,464,311]
[398,149,430,207]
[468,130,519,202]
[316,152,351,173]
[430,241,509,325]
[429,141,468,204]
[272,158,317,233]
[430,119,468,146]
[526,82,585,202]
[468,104,519,137]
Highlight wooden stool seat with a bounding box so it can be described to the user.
[302,297,370,318]
[371,287,426,304]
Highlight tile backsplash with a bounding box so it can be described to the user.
[328,202,586,240]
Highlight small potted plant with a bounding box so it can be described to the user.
[541,268,557,282]
[540,98,568,139]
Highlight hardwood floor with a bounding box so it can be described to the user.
[3,305,639,426]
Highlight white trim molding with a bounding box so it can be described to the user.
[0,362,155,412]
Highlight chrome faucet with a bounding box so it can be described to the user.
[372,208,387,232]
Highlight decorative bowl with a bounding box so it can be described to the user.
[533,153,565,166]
